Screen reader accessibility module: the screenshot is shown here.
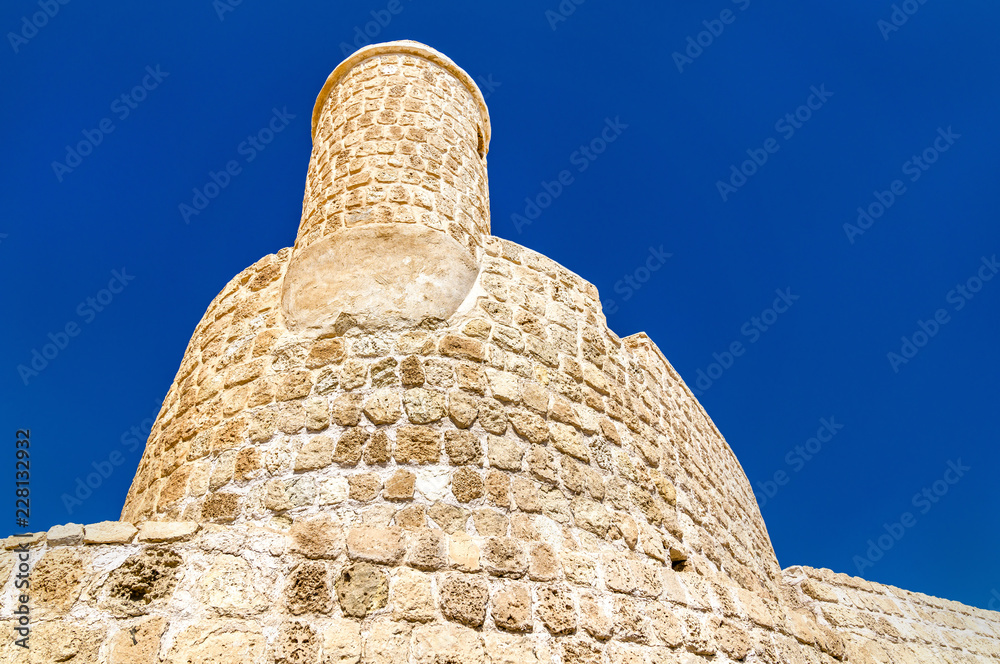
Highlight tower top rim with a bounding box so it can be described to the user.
[311,40,491,152]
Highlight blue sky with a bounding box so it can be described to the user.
[2,1,998,609]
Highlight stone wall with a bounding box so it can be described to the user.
[6,39,998,663]
[784,566,1000,663]
[0,519,844,664]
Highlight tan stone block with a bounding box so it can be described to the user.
[571,496,610,537]
[562,552,597,586]
[395,425,441,464]
[363,620,412,664]
[296,434,334,471]
[364,429,392,465]
[45,522,83,546]
[439,334,485,362]
[335,427,369,465]
[336,561,388,618]
[649,601,684,647]
[138,521,199,543]
[306,395,331,431]
[364,389,401,424]
[307,337,346,368]
[550,422,589,462]
[449,532,480,571]
[164,624,266,664]
[579,591,613,640]
[445,429,482,465]
[456,362,487,394]
[483,536,528,578]
[484,469,510,507]
[347,526,405,564]
[508,408,548,444]
[478,397,508,434]
[512,476,541,512]
[248,407,277,443]
[403,387,446,423]
[392,567,435,622]
[395,505,427,530]
[101,548,183,617]
[400,355,426,386]
[348,473,382,501]
[17,621,100,663]
[385,469,416,500]
[202,492,240,521]
[406,528,446,570]
[286,561,333,615]
[234,447,262,481]
[275,621,321,664]
[429,502,470,533]
[200,553,270,616]
[493,582,533,632]
[452,466,484,502]
[538,583,577,635]
[208,450,235,491]
[489,370,521,403]
[613,596,650,643]
[474,509,509,537]
[321,618,362,664]
[108,616,166,664]
[84,521,137,544]
[526,447,558,485]
[529,543,560,581]
[440,573,489,627]
[448,390,478,428]
[291,514,343,559]
[331,393,363,426]
[32,548,87,617]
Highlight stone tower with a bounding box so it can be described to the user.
[3,41,999,664]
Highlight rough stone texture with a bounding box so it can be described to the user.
[7,40,996,664]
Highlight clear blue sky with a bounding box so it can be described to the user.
[2,1,998,609]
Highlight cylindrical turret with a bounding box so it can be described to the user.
[282,41,492,335]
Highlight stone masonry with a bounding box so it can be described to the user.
[2,41,997,663]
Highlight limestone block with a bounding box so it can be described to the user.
[138,521,199,542]
[84,521,137,544]
[45,522,83,546]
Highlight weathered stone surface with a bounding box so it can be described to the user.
[347,526,405,564]
[45,522,83,546]
[137,521,199,542]
[108,616,165,664]
[440,573,489,626]
[336,562,388,617]
[392,567,436,622]
[84,520,137,544]
[493,582,533,632]
[37,41,998,664]
[290,514,343,559]
[286,561,333,615]
[200,553,270,616]
[32,548,87,616]
[101,548,183,616]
